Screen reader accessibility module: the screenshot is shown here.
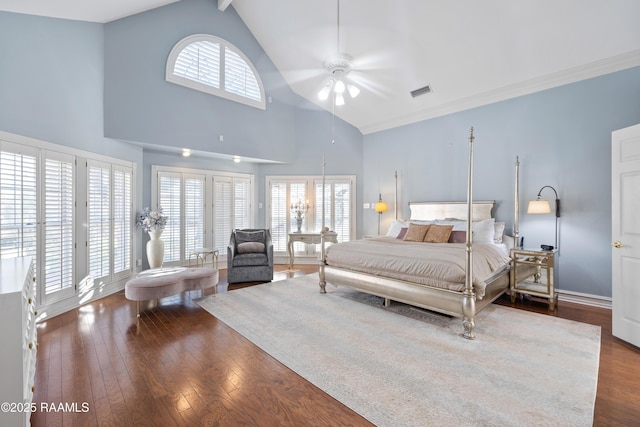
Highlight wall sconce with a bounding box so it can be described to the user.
[527,185,560,250]
[375,193,388,235]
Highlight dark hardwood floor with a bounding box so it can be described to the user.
[31,265,640,426]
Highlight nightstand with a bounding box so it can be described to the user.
[510,248,558,309]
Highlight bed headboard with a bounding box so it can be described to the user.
[408,201,495,222]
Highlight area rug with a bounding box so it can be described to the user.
[197,273,601,427]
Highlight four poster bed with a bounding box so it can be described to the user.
[318,128,523,339]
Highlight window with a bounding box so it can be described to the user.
[88,161,110,282]
[88,160,134,288]
[166,34,265,110]
[315,179,352,241]
[213,175,251,252]
[158,172,182,263]
[184,175,205,257]
[267,176,355,256]
[1,134,134,310]
[43,152,75,300]
[153,166,253,265]
[0,142,37,260]
[113,166,132,276]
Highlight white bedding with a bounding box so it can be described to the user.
[324,237,511,298]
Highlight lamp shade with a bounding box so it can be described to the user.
[527,199,551,214]
[375,201,388,213]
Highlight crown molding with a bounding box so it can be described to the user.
[361,49,640,135]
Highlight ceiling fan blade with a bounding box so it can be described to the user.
[347,70,393,98]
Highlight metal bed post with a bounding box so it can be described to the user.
[462,127,476,340]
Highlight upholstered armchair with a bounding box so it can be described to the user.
[227,229,274,284]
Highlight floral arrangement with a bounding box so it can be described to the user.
[136,207,168,233]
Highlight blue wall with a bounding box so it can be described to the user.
[104,0,306,163]
[363,66,640,297]
[0,12,141,161]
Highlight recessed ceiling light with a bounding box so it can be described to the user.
[182,149,191,157]
[233,156,241,163]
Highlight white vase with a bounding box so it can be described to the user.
[146,230,164,269]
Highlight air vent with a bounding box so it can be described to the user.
[410,84,432,98]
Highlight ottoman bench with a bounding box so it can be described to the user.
[125,266,219,317]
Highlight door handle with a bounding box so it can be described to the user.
[612,241,623,248]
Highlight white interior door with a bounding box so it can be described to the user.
[612,123,640,347]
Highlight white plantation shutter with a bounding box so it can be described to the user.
[166,34,265,109]
[88,161,110,281]
[2,134,135,312]
[333,182,351,242]
[158,173,181,263]
[43,152,75,298]
[268,180,311,254]
[184,175,205,256]
[315,182,331,233]
[214,176,232,252]
[153,168,253,262]
[234,178,251,230]
[113,166,132,277]
[270,182,288,252]
[0,142,37,260]
[174,41,220,87]
[314,180,351,242]
[225,48,261,101]
[0,149,36,259]
[268,176,355,254]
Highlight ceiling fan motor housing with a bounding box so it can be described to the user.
[324,53,353,76]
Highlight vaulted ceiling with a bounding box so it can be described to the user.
[2,0,639,134]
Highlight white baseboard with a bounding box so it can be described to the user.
[36,280,127,322]
[274,255,320,266]
[557,289,612,310]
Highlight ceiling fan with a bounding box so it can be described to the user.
[317,0,361,106]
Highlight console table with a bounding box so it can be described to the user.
[288,232,338,269]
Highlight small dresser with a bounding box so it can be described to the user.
[0,257,37,427]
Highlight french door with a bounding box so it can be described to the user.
[1,139,134,306]
[267,175,355,257]
[153,167,253,265]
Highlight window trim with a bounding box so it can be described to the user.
[166,34,266,110]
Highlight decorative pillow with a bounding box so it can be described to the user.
[409,220,436,226]
[472,218,495,244]
[494,221,506,244]
[424,224,454,243]
[403,223,430,242]
[235,230,265,244]
[385,219,409,238]
[436,218,496,243]
[435,219,466,231]
[237,241,265,254]
[448,230,467,243]
[396,227,408,240]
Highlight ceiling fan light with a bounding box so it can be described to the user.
[334,79,346,94]
[347,84,360,98]
[335,93,345,106]
[318,83,332,100]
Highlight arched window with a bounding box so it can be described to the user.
[166,34,265,110]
